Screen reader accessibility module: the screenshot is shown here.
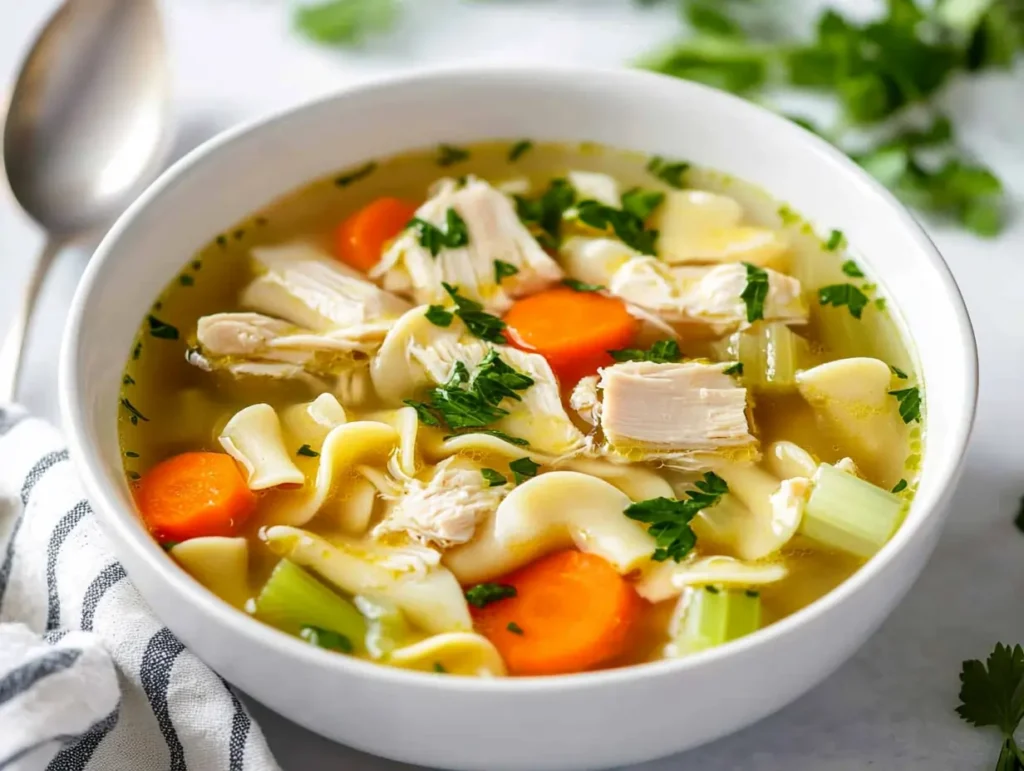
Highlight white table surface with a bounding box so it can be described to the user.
[2,2,1023,769]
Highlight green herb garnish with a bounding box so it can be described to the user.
[433,662,446,673]
[723,362,744,376]
[147,315,179,341]
[120,398,149,426]
[744,589,760,598]
[515,178,576,249]
[826,229,845,251]
[160,541,179,551]
[1015,496,1024,534]
[506,621,524,635]
[509,457,540,485]
[891,479,908,493]
[124,451,140,458]
[465,583,517,608]
[625,472,729,562]
[410,208,470,257]
[442,283,507,344]
[178,275,194,287]
[297,444,320,458]
[294,0,397,45]
[956,643,1024,770]
[575,199,659,255]
[446,429,529,447]
[437,144,470,167]
[889,386,922,424]
[561,278,604,293]
[335,161,377,187]
[300,625,354,654]
[494,260,519,283]
[621,188,665,220]
[841,259,864,277]
[481,468,508,487]
[646,156,690,188]
[123,374,135,386]
[424,305,454,328]
[127,471,141,481]
[740,262,769,323]
[609,339,683,364]
[890,364,909,380]
[818,283,870,319]
[508,140,533,162]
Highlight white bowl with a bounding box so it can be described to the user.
[60,66,977,771]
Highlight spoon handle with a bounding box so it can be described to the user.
[0,237,64,404]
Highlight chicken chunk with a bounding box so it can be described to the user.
[596,361,758,468]
[371,177,563,313]
[373,458,508,549]
[570,376,602,427]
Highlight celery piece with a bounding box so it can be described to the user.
[252,559,367,652]
[726,321,809,392]
[800,463,905,558]
[674,585,762,655]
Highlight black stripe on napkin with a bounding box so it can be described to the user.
[46,707,120,771]
[141,628,188,771]
[80,562,127,631]
[220,679,251,771]
[45,500,90,631]
[0,648,82,708]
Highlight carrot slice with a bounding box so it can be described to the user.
[134,452,256,542]
[503,287,638,386]
[334,197,419,273]
[471,550,640,676]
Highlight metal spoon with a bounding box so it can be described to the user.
[1,0,172,402]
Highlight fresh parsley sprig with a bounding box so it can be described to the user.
[957,643,1024,771]
[440,283,507,344]
[575,199,660,255]
[609,339,683,364]
[740,262,769,323]
[819,283,870,319]
[409,208,470,258]
[624,472,729,562]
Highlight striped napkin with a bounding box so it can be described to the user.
[0,406,280,771]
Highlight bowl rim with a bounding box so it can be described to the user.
[59,63,979,693]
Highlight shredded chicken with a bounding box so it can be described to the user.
[597,361,758,468]
[570,376,602,427]
[371,177,563,313]
[373,458,507,549]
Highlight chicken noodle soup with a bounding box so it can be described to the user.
[119,141,922,677]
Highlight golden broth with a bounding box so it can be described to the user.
[118,140,921,672]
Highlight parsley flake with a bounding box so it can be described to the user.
[506,621,524,635]
[889,386,922,424]
[509,457,540,485]
[300,625,353,654]
[494,260,519,283]
[297,444,320,458]
[621,188,665,220]
[424,305,454,328]
[819,283,870,319]
[890,364,909,380]
[481,468,508,487]
[723,362,744,376]
[562,278,604,293]
[120,398,149,426]
[437,144,469,167]
[576,199,659,255]
[740,263,769,323]
[956,643,1024,771]
[433,662,446,674]
[826,229,845,251]
[147,315,179,340]
[609,339,683,364]
[841,260,864,278]
[891,479,908,493]
[465,583,517,608]
[294,0,398,45]
[1015,496,1024,535]
[624,472,729,562]
[515,178,576,249]
[442,283,507,344]
[508,140,533,162]
[335,161,376,187]
[646,156,690,188]
[410,208,470,257]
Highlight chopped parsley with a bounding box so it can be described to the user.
[122,374,135,386]
[120,398,149,426]
[409,208,470,257]
[508,140,533,162]
[334,161,377,187]
[424,305,454,328]
[740,262,769,323]
[404,350,533,435]
[621,188,665,220]
[841,260,864,278]
[624,471,729,562]
[437,144,470,167]
[465,583,517,608]
[509,457,540,485]
[646,156,690,188]
[494,260,519,283]
[890,364,909,380]
[441,283,508,344]
[300,625,353,654]
[723,362,744,376]
[178,274,195,287]
[889,386,922,424]
[132,342,142,360]
[818,283,870,319]
[481,468,508,487]
[433,662,446,674]
[160,540,179,551]
[891,479,908,494]
[234,229,246,241]
[127,471,141,481]
[124,451,140,458]
[297,444,320,458]
[956,643,1024,770]
[515,178,576,249]
[147,315,179,340]
[216,234,228,248]
[561,278,604,293]
[826,229,845,251]
[744,589,760,598]
[575,199,659,255]
[704,585,721,594]
[506,622,524,635]
[609,339,683,364]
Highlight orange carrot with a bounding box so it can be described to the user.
[471,550,640,676]
[334,197,419,272]
[503,287,638,386]
[134,452,256,543]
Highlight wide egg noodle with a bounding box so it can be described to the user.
[170,537,252,609]
[218,403,305,490]
[635,555,788,604]
[387,632,507,677]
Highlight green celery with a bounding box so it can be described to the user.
[252,559,367,652]
[718,321,808,392]
[800,463,905,558]
[674,585,762,655]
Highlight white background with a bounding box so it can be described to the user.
[2,2,1023,769]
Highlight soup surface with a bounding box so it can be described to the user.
[119,141,923,677]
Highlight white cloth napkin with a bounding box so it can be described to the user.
[0,406,281,771]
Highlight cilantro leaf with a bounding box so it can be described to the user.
[609,339,683,364]
[465,583,517,608]
[841,259,864,277]
[624,472,729,562]
[494,260,519,283]
[562,278,605,293]
[442,283,507,344]
[646,156,690,189]
[410,208,470,257]
[819,283,870,319]
[481,468,508,487]
[889,386,922,423]
[294,0,398,46]
[740,262,769,323]
[509,457,540,485]
[575,199,659,255]
[424,305,454,327]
